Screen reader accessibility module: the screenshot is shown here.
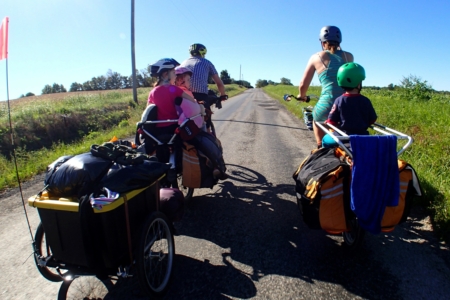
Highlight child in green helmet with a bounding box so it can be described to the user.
[322,62,377,147]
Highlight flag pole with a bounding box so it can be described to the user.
[2,17,34,238]
[131,0,138,104]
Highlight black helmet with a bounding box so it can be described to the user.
[150,58,180,77]
[319,26,342,43]
[189,43,207,58]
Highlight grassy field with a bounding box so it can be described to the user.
[263,84,450,241]
[0,84,246,191]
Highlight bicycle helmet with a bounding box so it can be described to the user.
[175,66,193,76]
[189,43,207,57]
[150,58,180,77]
[319,26,342,43]
[337,62,366,88]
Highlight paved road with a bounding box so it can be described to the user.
[1,88,449,299]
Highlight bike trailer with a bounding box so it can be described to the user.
[29,181,161,272]
[30,147,171,272]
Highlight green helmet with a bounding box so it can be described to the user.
[337,62,366,88]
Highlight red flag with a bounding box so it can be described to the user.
[0,17,9,60]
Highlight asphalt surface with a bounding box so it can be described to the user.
[1,88,449,299]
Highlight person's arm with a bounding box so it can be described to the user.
[181,91,196,103]
[212,74,226,97]
[298,54,317,100]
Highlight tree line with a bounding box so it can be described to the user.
[18,67,253,98]
[255,77,293,88]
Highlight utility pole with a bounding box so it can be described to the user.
[240,64,241,83]
[131,0,138,104]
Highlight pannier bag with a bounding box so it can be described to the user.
[182,142,215,188]
[160,188,185,223]
[293,147,350,233]
[380,160,422,231]
[293,148,422,234]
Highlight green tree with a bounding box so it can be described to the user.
[82,81,93,91]
[280,77,293,85]
[400,75,434,101]
[42,84,52,94]
[220,70,232,84]
[255,79,268,88]
[69,82,83,92]
[25,92,35,97]
[106,70,123,89]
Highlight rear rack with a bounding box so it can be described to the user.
[315,122,413,159]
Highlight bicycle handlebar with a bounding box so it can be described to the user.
[283,94,311,103]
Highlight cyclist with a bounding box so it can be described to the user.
[322,63,377,147]
[297,26,354,148]
[147,58,197,134]
[174,66,206,131]
[180,43,228,131]
[174,66,228,180]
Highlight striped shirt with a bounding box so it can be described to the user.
[180,57,218,94]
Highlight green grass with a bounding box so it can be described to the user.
[0,84,246,191]
[263,84,450,241]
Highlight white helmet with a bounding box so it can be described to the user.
[150,58,180,77]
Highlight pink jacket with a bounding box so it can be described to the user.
[178,87,204,128]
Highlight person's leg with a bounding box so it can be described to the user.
[313,121,325,148]
[312,96,334,148]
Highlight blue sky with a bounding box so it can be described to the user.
[1,0,449,100]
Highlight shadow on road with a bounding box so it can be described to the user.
[171,164,448,299]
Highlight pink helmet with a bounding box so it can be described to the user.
[175,66,193,76]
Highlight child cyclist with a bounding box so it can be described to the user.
[174,66,206,132]
[147,58,197,133]
[174,66,228,180]
[322,62,377,147]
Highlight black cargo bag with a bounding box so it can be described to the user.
[45,153,112,198]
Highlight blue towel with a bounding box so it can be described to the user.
[350,135,400,234]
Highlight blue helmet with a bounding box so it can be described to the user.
[319,26,342,43]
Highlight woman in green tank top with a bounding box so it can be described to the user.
[297,26,354,148]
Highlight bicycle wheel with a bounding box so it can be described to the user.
[33,222,67,282]
[136,211,175,297]
[342,218,365,251]
[57,276,114,300]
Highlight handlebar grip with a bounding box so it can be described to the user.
[220,95,228,101]
[283,94,311,102]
